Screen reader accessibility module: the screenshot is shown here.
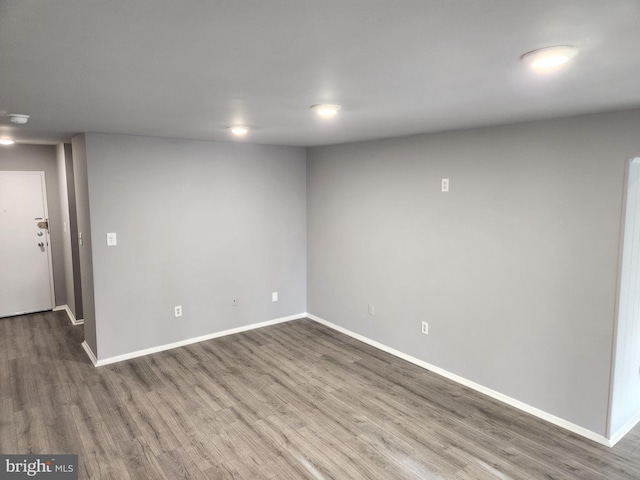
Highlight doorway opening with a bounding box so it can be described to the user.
[609,157,640,442]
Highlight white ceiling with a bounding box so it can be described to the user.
[1,0,639,147]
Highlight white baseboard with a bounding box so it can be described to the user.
[609,410,640,446]
[82,341,98,367]
[78,310,616,447]
[53,305,84,325]
[90,313,306,367]
[306,313,613,448]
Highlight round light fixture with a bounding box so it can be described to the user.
[0,139,15,145]
[230,125,249,136]
[311,104,342,118]
[9,114,30,124]
[521,46,579,72]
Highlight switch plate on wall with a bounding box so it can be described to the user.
[106,232,117,246]
[272,292,278,302]
[368,304,374,316]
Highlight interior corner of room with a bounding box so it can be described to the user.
[3,2,640,461]
[3,109,640,448]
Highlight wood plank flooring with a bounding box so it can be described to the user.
[2,311,640,479]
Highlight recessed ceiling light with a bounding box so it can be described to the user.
[230,125,249,136]
[521,46,579,72]
[9,114,29,124]
[311,104,342,118]
[0,139,15,145]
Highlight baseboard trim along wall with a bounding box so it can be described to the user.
[53,304,84,325]
[78,310,617,446]
[82,341,98,367]
[609,410,640,447]
[84,313,307,367]
[305,313,615,448]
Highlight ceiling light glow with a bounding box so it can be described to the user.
[311,104,342,118]
[0,139,15,145]
[522,46,579,72]
[9,114,29,124]
[230,126,249,136]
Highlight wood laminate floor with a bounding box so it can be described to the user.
[2,311,640,479]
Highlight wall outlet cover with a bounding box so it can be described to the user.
[107,232,117,246]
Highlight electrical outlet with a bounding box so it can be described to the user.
[272,292,278,302]
[421,321,428,335]
[174,305,182,317]
[368,304,374,316]
[441,178,449,192]
[106,232,117,246]
[232,298,238,307]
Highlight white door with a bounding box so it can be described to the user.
[0,171,55,317]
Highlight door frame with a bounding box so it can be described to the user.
[607,157,640,443]
[0,170,56,314]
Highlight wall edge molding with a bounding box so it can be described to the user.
[306,313,613,448]
[81,341,98,367]
[53,304,84,325]
[92,313,306,367]
[609,410,640,447]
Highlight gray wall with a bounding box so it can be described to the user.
[0,144,66,307]
[83,133,307,360]
[307,109,640,436]
[609,158,640,436]
[72,134,97,354]
[56,144,75,316]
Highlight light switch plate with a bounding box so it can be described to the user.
[107,232,117,246]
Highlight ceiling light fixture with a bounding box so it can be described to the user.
[0,139,15,145]
[9,114,30,124]
[311,104,342,118]
[521,46,579,72]
[230,125,249,136]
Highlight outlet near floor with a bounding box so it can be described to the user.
[174,305,182,317]
[421,321,428,335]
